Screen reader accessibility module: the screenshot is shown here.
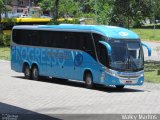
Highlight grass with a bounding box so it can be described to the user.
[144,61,160,83]
[132,29,160,42]
[0,46,10,60]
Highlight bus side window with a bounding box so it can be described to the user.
[12,30,18,44]
[65,32,75,49]
[98,43,109,67]
[14,30,23,44]
[92,33,109,67]
[79,33,96,59]
[50,31,57,47]
[54,31,66,48]
[30,30,38,46]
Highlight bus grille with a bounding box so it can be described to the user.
[119,75,140,78]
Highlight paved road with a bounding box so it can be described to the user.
[143,41,160,61]
[0,60,160,116]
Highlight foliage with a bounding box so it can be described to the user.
[59,0,78,17]
[144,61,160,83]
[0,0,4,11]
[38,0,159,27]
[108,0,153,27]
[38,0,54,14]
[0,46,10,60]
[0,33,10,46]
[52,18,79,24]
[0,0,13,34]
[152,0,160,20]
[2,18,16,28]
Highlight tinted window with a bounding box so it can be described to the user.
[93,33,109,66]
[13,29,38,45]
[12,29,96,59]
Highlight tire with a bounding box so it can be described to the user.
[115,85,125,89]
[24,64,31,79]
[32,66,39,80]
[84,72,94,89]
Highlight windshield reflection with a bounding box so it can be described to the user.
[108,39,144,72]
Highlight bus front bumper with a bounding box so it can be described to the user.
[102,69,144,86]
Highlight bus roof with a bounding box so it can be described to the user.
[13,24,139,39]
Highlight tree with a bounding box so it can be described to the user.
[38,0,54,16]
[53,0,60,22]
[131,0,153,27]
[94,0,110,24]
[58,0,78,17]
[108,0,153,28]
[38,0,60,22]
[37,0,157,26]
[0,0,5,33]
[152,0,160,22]
[0,0,13,33]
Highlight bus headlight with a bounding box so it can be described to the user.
[107,69,117,76]
[140,73,144,77]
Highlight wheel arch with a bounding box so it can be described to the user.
[31,63,39,70]
[22,61,30,73]
[83,69,93,81]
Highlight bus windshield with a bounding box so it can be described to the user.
[108,39,144,72]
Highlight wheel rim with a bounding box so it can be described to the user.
[33,67,38,79]
[86,74,92,85]
[25,66,30,78]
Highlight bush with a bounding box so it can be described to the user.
[0,33,11,46]
[0,34,3,45]
[50,18,79,25]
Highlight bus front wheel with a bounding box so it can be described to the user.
[84,72,94,89]
[32,66,39,80]
[115,85,125,89]
[24,64,31,79]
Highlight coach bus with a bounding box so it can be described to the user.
[11,24,151,89]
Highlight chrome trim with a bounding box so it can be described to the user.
[105,68,144,80]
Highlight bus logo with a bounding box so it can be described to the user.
[74,54,83,67]
[119,32,128,37]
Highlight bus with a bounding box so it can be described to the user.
[11,24,152,89]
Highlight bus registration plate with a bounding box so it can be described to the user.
[123,80,135,84]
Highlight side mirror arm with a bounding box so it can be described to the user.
[141,42,152,56]
[99,41,112,55]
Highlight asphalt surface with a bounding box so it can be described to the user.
[143,41,160,61]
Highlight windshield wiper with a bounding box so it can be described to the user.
[129,56,138,70]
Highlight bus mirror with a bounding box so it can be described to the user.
[99,41,112,55]
[142,42,152,56]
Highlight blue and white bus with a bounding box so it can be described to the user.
[11,24,151,89]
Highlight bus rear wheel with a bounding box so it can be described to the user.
[32,66,39,80]
[24,64,31,79]
[115,85,125,89]
[84,72,94,89]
